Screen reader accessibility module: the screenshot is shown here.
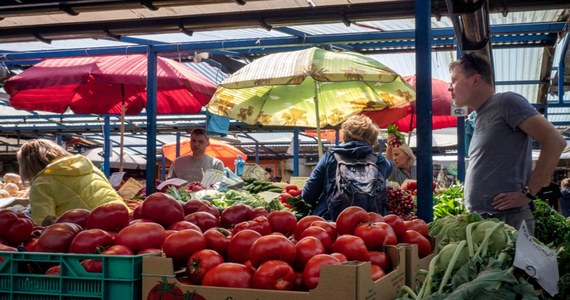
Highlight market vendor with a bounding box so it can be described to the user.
[385,134,417,185]
[167,128,224,183]
[17,139,126,225]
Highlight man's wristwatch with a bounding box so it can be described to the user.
[522,186,536,200]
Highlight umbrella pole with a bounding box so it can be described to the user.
[119,85,125,173]
[314,96,323,158]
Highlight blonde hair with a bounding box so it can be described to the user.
[561,178,570,189]
[341,115,379,146]
[394,143,416,164]
[17,139,71,182]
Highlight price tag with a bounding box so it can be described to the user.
[514,220,559,296]
[109,172,126,188]
[241,163,271,181]
[117,177,144,199]
[451,102,468,117]
[157,178,188,191]
[289,176,309,189]
[201,169,224,187]
[257,191,281,203]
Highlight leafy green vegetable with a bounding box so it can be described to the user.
[433,183,467,219]
[286,196,312,220]
[533,199,570,248]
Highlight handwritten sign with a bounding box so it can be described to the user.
[201,169,224,187]
[117,177,144,199]
[241,163,271,181]
[157,178,188,191]
[289,176,309,189]
[514,220,559,296]
[257,191,281,203]
[109,172,126,188]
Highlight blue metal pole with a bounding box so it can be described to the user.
[146,46,158,196]
[176,132,181,158]
[335,128,340,145]
[456,48,466,183]
[559,33,569,105]
[255,143,260,164]
[161,155,167,181]
[103,116,111,177]
[294,127,299,176]
[415,0,433,222]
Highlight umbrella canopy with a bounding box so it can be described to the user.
[363,75,457,132]
[162,139,247,169]
[82,147,147,170]
[207,47,416,155]
[4,54,216,115]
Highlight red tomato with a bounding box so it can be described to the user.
[353,223,387,251]
[103,244,134,255]
[187,249,224,284]
[85,203,130,233]
[400,230,432,258]
[331,234,370,261]
[162,229,206,264]
[294,236,326,271]
[36,222,82,253]
[373,222,398,245]
[335,206,370,235]
[279,192,293,203]
[371,264,386,281]
[288,189,301,197]
[367,212,385,223]
[220,203,254,228]
[383,214,406,239]
[204,227,231,257]
[115,222,166,253]
[293,215,325,241]
[404,219,429,238]
[202,263,253,288]
[227,229,262,263]
[56,208,91,228]
[267,210,297,237]
[253,260,296,290]
[147,279,184,300]
[45,265,61,275]
[299,226,332,252]
[232,216,271,236]
[302,254,341,290]
[369,251,390,271]
[309,220,337,241]
[138,248,162,255]
[330,252,347,262]
[183,199,220,218]
[0,209,34,246]
[250,207,269,218]
[23,238,38,252]
[132,205,143,220]
[69,229,114,254]
[285,184,299,193]
[184,211,219,232]
[167,221,202,232]
[142,192,185,228]
[81,259,102,273]
[249,234,296,268]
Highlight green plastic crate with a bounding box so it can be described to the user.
[0,251,143,300]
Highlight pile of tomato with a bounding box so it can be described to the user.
[278,184,301,209]
[0,193,433,293]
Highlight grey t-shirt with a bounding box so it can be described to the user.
[464,92,539,215]
[167,155,225,183]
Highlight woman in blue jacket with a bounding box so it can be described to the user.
[302,115,392,220]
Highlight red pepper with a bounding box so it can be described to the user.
[0,209,34,246]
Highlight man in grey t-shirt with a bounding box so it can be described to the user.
[449,53,565,234]
[167,128,224,183]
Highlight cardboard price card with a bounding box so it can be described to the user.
[289,176,309,189]
[117,177,144,199]
[241,163,271,181]
[514,220,559,296]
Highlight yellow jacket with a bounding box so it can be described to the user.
[29,155,125,225]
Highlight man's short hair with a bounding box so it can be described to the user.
[449,52,493,85]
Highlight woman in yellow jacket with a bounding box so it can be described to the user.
[17,139,126,225]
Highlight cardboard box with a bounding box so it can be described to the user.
[403,237,438,291]
[142,246,406,300]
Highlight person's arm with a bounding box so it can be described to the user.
[518,115,566,196]
[29,179,56,225]
[492,115,566,210]
[385,133,396,161]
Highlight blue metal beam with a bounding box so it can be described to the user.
[146,47,158,195]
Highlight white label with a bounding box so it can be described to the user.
[109,172,126,188]
[201,169,224,187]
[450,102,468,117]
[514,220,559,296]
[157,178,189,191]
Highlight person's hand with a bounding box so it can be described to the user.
[491,191,532,210]
[386,133,397,148]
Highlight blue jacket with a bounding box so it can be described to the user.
[302,141,393,220]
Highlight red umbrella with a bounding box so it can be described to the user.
[4,54,217,171]
[364,75,457,132]
[4,54,216,115]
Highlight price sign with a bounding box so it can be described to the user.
[241,163,271,181]
[117,177,144,199]
[109,172,126,188]
[289,176,309,189]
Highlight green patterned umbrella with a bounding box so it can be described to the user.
[207,47,416,156]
